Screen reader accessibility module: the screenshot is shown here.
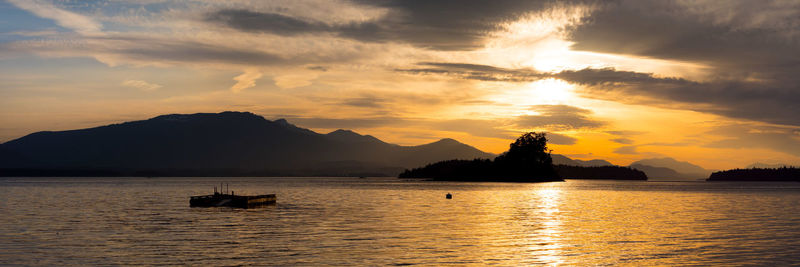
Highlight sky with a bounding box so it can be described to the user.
[1,0,799,170]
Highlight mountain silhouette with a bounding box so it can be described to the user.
[0,111,493,176]
[551,154,614,167]
[628,163,689,180]
[550,154,709,180]
[629,157,711,180]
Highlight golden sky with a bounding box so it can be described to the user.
[1,0,799,170]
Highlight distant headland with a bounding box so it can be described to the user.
[707,167,800,182]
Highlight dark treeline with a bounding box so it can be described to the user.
[555,165,647,180]
[707,167,800,181]
[399,132,562,182]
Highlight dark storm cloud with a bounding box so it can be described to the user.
[515,105,605,130]
[206,1,556,50]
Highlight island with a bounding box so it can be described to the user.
[400,132,648,182]
[707,167,800,181]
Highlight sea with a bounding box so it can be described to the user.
[1,177,799,266]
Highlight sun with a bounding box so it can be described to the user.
[524,78,575,104]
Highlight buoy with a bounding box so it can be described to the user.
[446,193,452,199]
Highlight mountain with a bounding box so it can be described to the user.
[629,157,711,179]
[0,111,493,176]
[629,164,688,180]
[551,154,614,167]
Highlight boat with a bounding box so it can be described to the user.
[190,184,276,208]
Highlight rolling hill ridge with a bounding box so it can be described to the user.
[0,112,493,176]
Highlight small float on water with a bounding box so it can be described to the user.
[190,183,276,208]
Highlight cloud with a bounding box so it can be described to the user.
[566,0,800,71]
[606,130,646,136]
[307,66,328,71]
[704,124,800,157]
[8,0,102,35]
[546,132,578,145]
[400,62,800,127]
[121,79,162,91]
[558,0,800,127]
[206,10,338,37]
[515,105,605,131]
[4,35,288,67]
[339,96,388,108]
[230,69,263,93]
[614,145,639,155]
[206,1,556,50]
[557,68,800,127]
[281,116,405,129]
[610,138,634,145]
[397,62,544,82]
[273,72,319,89]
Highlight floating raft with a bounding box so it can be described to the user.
[191,184,275,208]
[190,193,276,208]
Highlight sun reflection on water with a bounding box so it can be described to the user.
[527,184,565,265]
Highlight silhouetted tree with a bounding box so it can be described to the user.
[495,132,552,166]
[493,132,558,179]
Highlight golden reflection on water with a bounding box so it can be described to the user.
[2,178,800,266]
[529,184,564,265]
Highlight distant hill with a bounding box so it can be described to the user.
[551,154,614,167]
[629,157,711,180]
[629,164,694,180]
[0,112,493,177]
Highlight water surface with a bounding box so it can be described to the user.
[2,177,799,265]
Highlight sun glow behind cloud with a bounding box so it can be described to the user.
[481,4,710,80]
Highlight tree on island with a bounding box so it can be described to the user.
[494,132,559,180]
[399,132,562,182]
